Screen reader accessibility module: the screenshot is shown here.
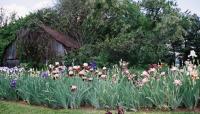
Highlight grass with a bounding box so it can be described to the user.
[0,101,198,114]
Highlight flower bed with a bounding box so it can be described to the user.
[0,61,200,111]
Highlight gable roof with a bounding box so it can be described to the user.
[39,24,81,49]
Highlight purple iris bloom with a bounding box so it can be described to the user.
[40,71,49,78]
[10,79,17,88]
[89,61,97,70]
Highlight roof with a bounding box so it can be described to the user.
[39,24,81,49]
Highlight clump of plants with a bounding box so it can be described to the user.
[0,59,200,111]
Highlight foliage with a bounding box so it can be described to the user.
[1,0,200,67]
[183,14,200,60]
[0,8,62,67]
[0,65,200,110]
[0,17,27,63]
[0,7,17,27]
[63,0,187,65]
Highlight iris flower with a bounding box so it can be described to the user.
[40,71,49,78]
[10,79,17,88]
[89,61,97,70]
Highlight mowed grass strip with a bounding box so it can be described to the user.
[0,101,197,114]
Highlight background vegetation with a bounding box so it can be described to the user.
[0,0,200,67]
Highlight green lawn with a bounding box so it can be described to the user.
[0,101,198,114]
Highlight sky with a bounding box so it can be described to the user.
[0,0,200,17]
[176,0,200,15]
[0,0,56,17]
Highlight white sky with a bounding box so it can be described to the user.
[0,0,56,17]
[0,0,200,17]
[176,0,200,15]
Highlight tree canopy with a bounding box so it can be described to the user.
[1,0,200,67]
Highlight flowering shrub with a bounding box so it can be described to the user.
[0,61,200,111]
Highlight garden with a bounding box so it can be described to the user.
[0,58,200,113]
[1,0,200,113]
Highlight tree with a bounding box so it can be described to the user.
[183,14,200,60]
[138,0,186,64]
[0,7,17,28]
[65,0,150,65]
[55,0,92,45]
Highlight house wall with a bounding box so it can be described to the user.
[2,41,19,67]
[51,40,66,56]
[2,40,67,67]
[1,25,77,67]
